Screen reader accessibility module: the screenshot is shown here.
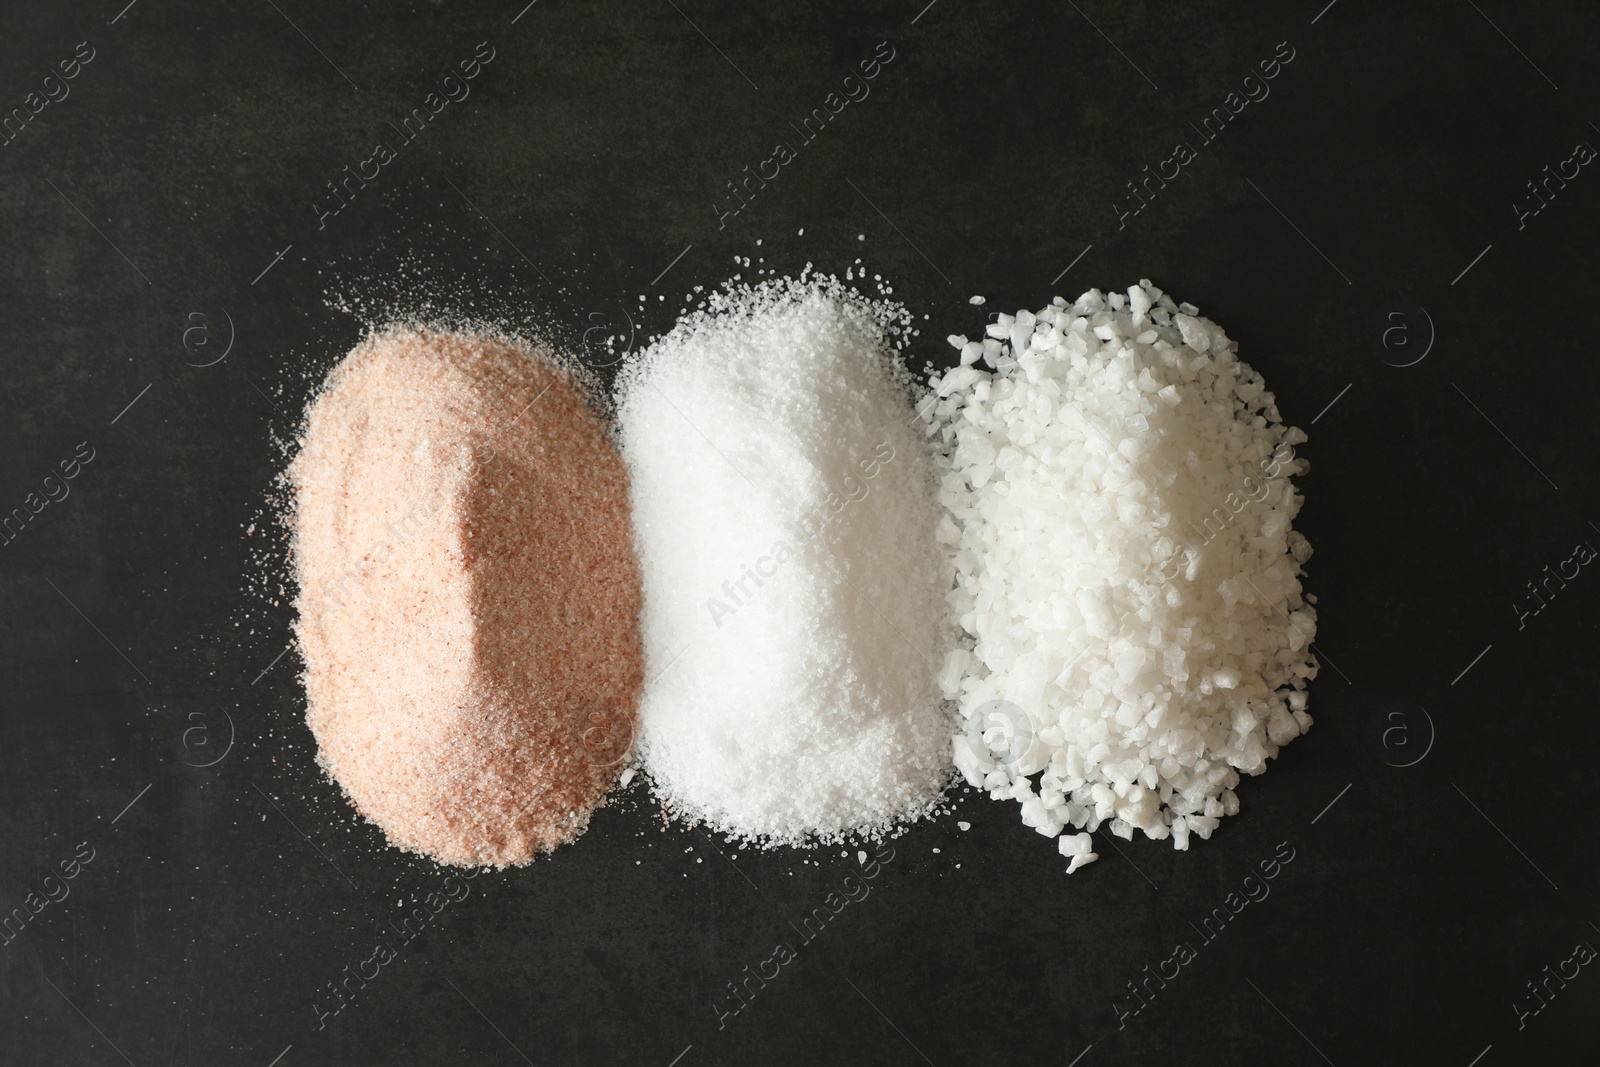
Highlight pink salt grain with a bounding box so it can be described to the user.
[290,327,644,867]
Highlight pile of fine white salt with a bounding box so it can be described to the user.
[929,282,1317,871]
[618,273,954,845]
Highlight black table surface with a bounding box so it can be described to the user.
[2,2,1597,1064]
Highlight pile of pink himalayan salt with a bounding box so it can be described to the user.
[290,327,643,867]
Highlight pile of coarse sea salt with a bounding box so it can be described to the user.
[927,281,1317,872]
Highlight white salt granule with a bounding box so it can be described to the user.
[619,274,954,845]
[928,281,1318,871]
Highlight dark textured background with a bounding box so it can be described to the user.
[1,1,1597,1064]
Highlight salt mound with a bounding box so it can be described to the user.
[929,282,1317,870]
[618,275,954,845]
[291,327,643,867]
